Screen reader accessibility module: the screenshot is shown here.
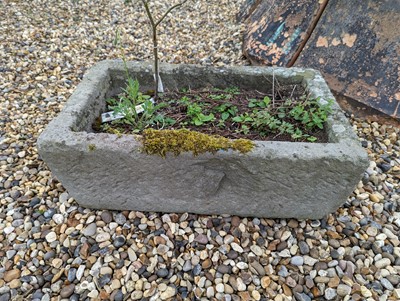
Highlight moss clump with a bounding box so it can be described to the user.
[142,128,254,157]
[88,144,96,151]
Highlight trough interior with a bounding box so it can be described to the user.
[78,65,327,140]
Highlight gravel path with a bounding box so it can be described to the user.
[1,1,400,301]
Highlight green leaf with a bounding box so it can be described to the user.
[194,119,203,126]
[221,112,230,120]
[263,96,271,106]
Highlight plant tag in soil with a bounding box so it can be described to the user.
[101,99,155,123]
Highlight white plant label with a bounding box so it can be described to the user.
[101,98,154,123]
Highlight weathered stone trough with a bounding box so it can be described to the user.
[37,60,369,219]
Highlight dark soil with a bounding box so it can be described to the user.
[94,86,329,143]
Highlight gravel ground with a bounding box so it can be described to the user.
[1,1,400,301]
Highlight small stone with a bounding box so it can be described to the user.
[114,213,126,225]
[252,290,261,301]
[96,232,111,243]
[45,231,57,243]
[59,192,69,203]
[249,261,265,276]
[369,194,381,202]
[290,256,304,266]
[366,226,378,236]
[8,279,21,289]
[206,286,215,298]
[182,260,192,272]
[98,274,112,288]
[299,241,310,254]
[393,289,400,299]
[101,211,113,223]
[60,284,75,298]
[0,293,11,301]
[113,236,126,248]
[278,266,289,277]
[194,234,208,244]
[82,223,97,236]
[202,259,212,269]
[337,284,351,296]
[236,278,246,291]
[231,242,243,253]
[294,292,311,301]
[4,269,21,282]
[52,214,64,224]
[250,245,263,256]
[375,258,391,269]
[130,291,143,300]
[128,248,137,261]
[216,283,224,293]
[324,288,337,300]
[217,264,231,274]
[157,268,169,278]
[360,286,372,297]
[236,262,248,269]
[160,286,176,300]
[68,268,77,282]
[88,290,99,298]
[261,276,271,289]
[381,278,394,290]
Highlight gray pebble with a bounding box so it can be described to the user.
[82,223,97,236]
[113,236,126,248]
[114,213,126,225]
[290,256,304,266]
[294,292,311,301]
[101,211,113,223]
[113,290,124,301]
[67,268,77,282]
[380,278,394,290]
[98,274,112,287]
[60,284,75,298]
[278,266,289,277]
[324,288,337,300]
[217,264,232,274]
[156,268,169,278]
[0,293,11,301]
[298,241,309,254]
[182,260,192,272]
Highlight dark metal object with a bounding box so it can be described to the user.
[242,0,328,66]
[241,0,400,119]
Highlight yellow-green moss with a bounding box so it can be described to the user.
[142,128,254,157]
[88,144,96,151]
[103,126,123,138]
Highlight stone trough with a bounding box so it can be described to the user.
[37,60,369,219]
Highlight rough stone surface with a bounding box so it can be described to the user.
[37,61,368,218]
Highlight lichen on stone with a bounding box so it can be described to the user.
[142,128,254,157]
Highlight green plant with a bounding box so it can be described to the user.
[186,102,215,126]
[214,103,238,121]
[248,96,271,108]
[105,78,175,133]
[289,98,333,129]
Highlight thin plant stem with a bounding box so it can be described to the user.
[140,0,188,100]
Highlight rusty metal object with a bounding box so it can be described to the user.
[295,0,400,119]
[241,0,400,119]
[242,0,328,66]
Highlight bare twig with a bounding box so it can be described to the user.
[140,0,188,100]
[272,69,275,108]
